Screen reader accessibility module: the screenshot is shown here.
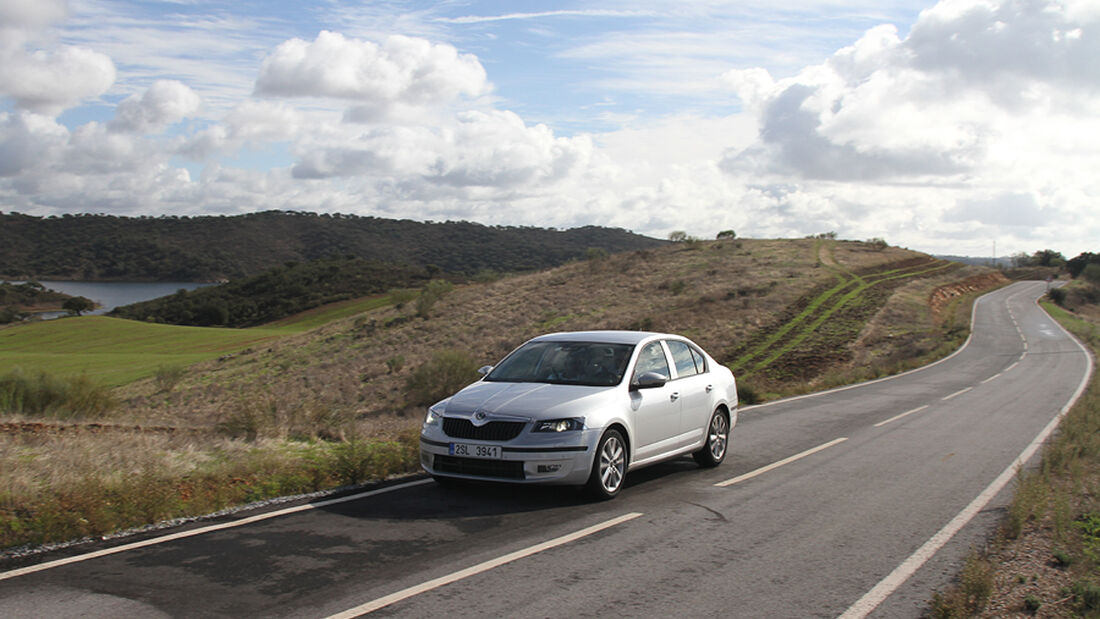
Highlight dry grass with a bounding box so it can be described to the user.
[113,239,928,428]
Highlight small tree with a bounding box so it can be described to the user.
[415,279,454,319]
[668,230,688,243]
[1031,249,1066,267]
[1082,263,1100,286]
[716,230,737,240]
[62,296,95,316]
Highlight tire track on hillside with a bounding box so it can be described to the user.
[727,242,956,378]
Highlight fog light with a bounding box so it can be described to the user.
[537,464,562,473]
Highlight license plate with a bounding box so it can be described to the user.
[449,443,502,459]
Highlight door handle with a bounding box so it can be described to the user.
[705,385,713,393]
[670,392,680,402]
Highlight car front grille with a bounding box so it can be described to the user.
[433,455,526,479]
[442,418,526,441]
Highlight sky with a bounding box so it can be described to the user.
[0,0,1097,259]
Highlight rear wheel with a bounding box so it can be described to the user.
[693,409,729,467]
[585,429,626,499]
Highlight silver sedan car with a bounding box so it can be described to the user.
[419,331,738,499]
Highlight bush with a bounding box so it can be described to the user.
[736,380,763,405]
[0,368,115,419]
[153,364,187,393]
[1083,263,1100,286]
[1049,287,1067,306]
[405,349,480,407]
[415,279,455,319]
[1074,581,1100,613]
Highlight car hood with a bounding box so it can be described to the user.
[443,381,616,421]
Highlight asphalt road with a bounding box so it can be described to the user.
[0,281,1092,618]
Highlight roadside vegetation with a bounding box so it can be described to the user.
[930,275,1100,618]
[0,238,1008,552]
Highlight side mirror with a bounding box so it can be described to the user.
[477,365,494,376]
[631,371,668,390]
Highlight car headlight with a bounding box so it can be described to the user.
[424,403,445,426]
[532,417,584,432]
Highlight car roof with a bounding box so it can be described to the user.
[530,330,669,345]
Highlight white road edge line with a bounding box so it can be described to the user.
[838,296,1095,619]
[874,405,929,428]
[324,512,644,618]
[714,437,848,487]
[0,478,435,582]
[980,373,1001,385]
[941,387,972,401]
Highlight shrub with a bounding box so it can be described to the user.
[1082,263,1100,286]
[153,364,187,393]
[415,279,454,319]
[385,356,405,374]
[1048,287,1067,306]
[0,368,115,419]
[405,349,480,407]
[388,287,418,309]
[584,247,609,261]
[1073,580,1100,614]
[928,555,993,618]
[736,381,762,405]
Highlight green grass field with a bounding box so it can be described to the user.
[0,294,395,386]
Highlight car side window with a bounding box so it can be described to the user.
[633,342,670,381]
[689,345,708,374]
[666,340,701,378]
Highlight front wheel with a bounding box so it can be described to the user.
[585,429,627,499]
[693,410,729,467]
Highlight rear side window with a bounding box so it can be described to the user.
[689,346,708,374]
[667,340,701,378]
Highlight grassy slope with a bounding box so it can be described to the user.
[112,239,989,428]
[0,295,394,386]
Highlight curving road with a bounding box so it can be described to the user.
[0,281,1092,618]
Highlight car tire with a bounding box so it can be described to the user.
[585,429,627,500]
[693,409,729,468]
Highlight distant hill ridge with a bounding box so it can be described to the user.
[0,211,664,281]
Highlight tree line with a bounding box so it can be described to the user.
[108,257,431,327]
[0,211,663,282]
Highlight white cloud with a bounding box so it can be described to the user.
[254,31,489,111]
[0,112,68,176]
[0,45,115,116]
[109,80,201,133]
[0,0,115,115]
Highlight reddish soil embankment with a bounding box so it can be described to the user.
[929,272,1010,320]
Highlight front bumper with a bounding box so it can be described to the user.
[419,427,599,485]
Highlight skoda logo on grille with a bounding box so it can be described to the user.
[471,410,489,426]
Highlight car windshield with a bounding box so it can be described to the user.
[486,341,634,387]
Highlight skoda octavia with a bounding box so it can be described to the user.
[419,331,737,499]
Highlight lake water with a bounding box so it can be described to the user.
[28,281,213,316]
